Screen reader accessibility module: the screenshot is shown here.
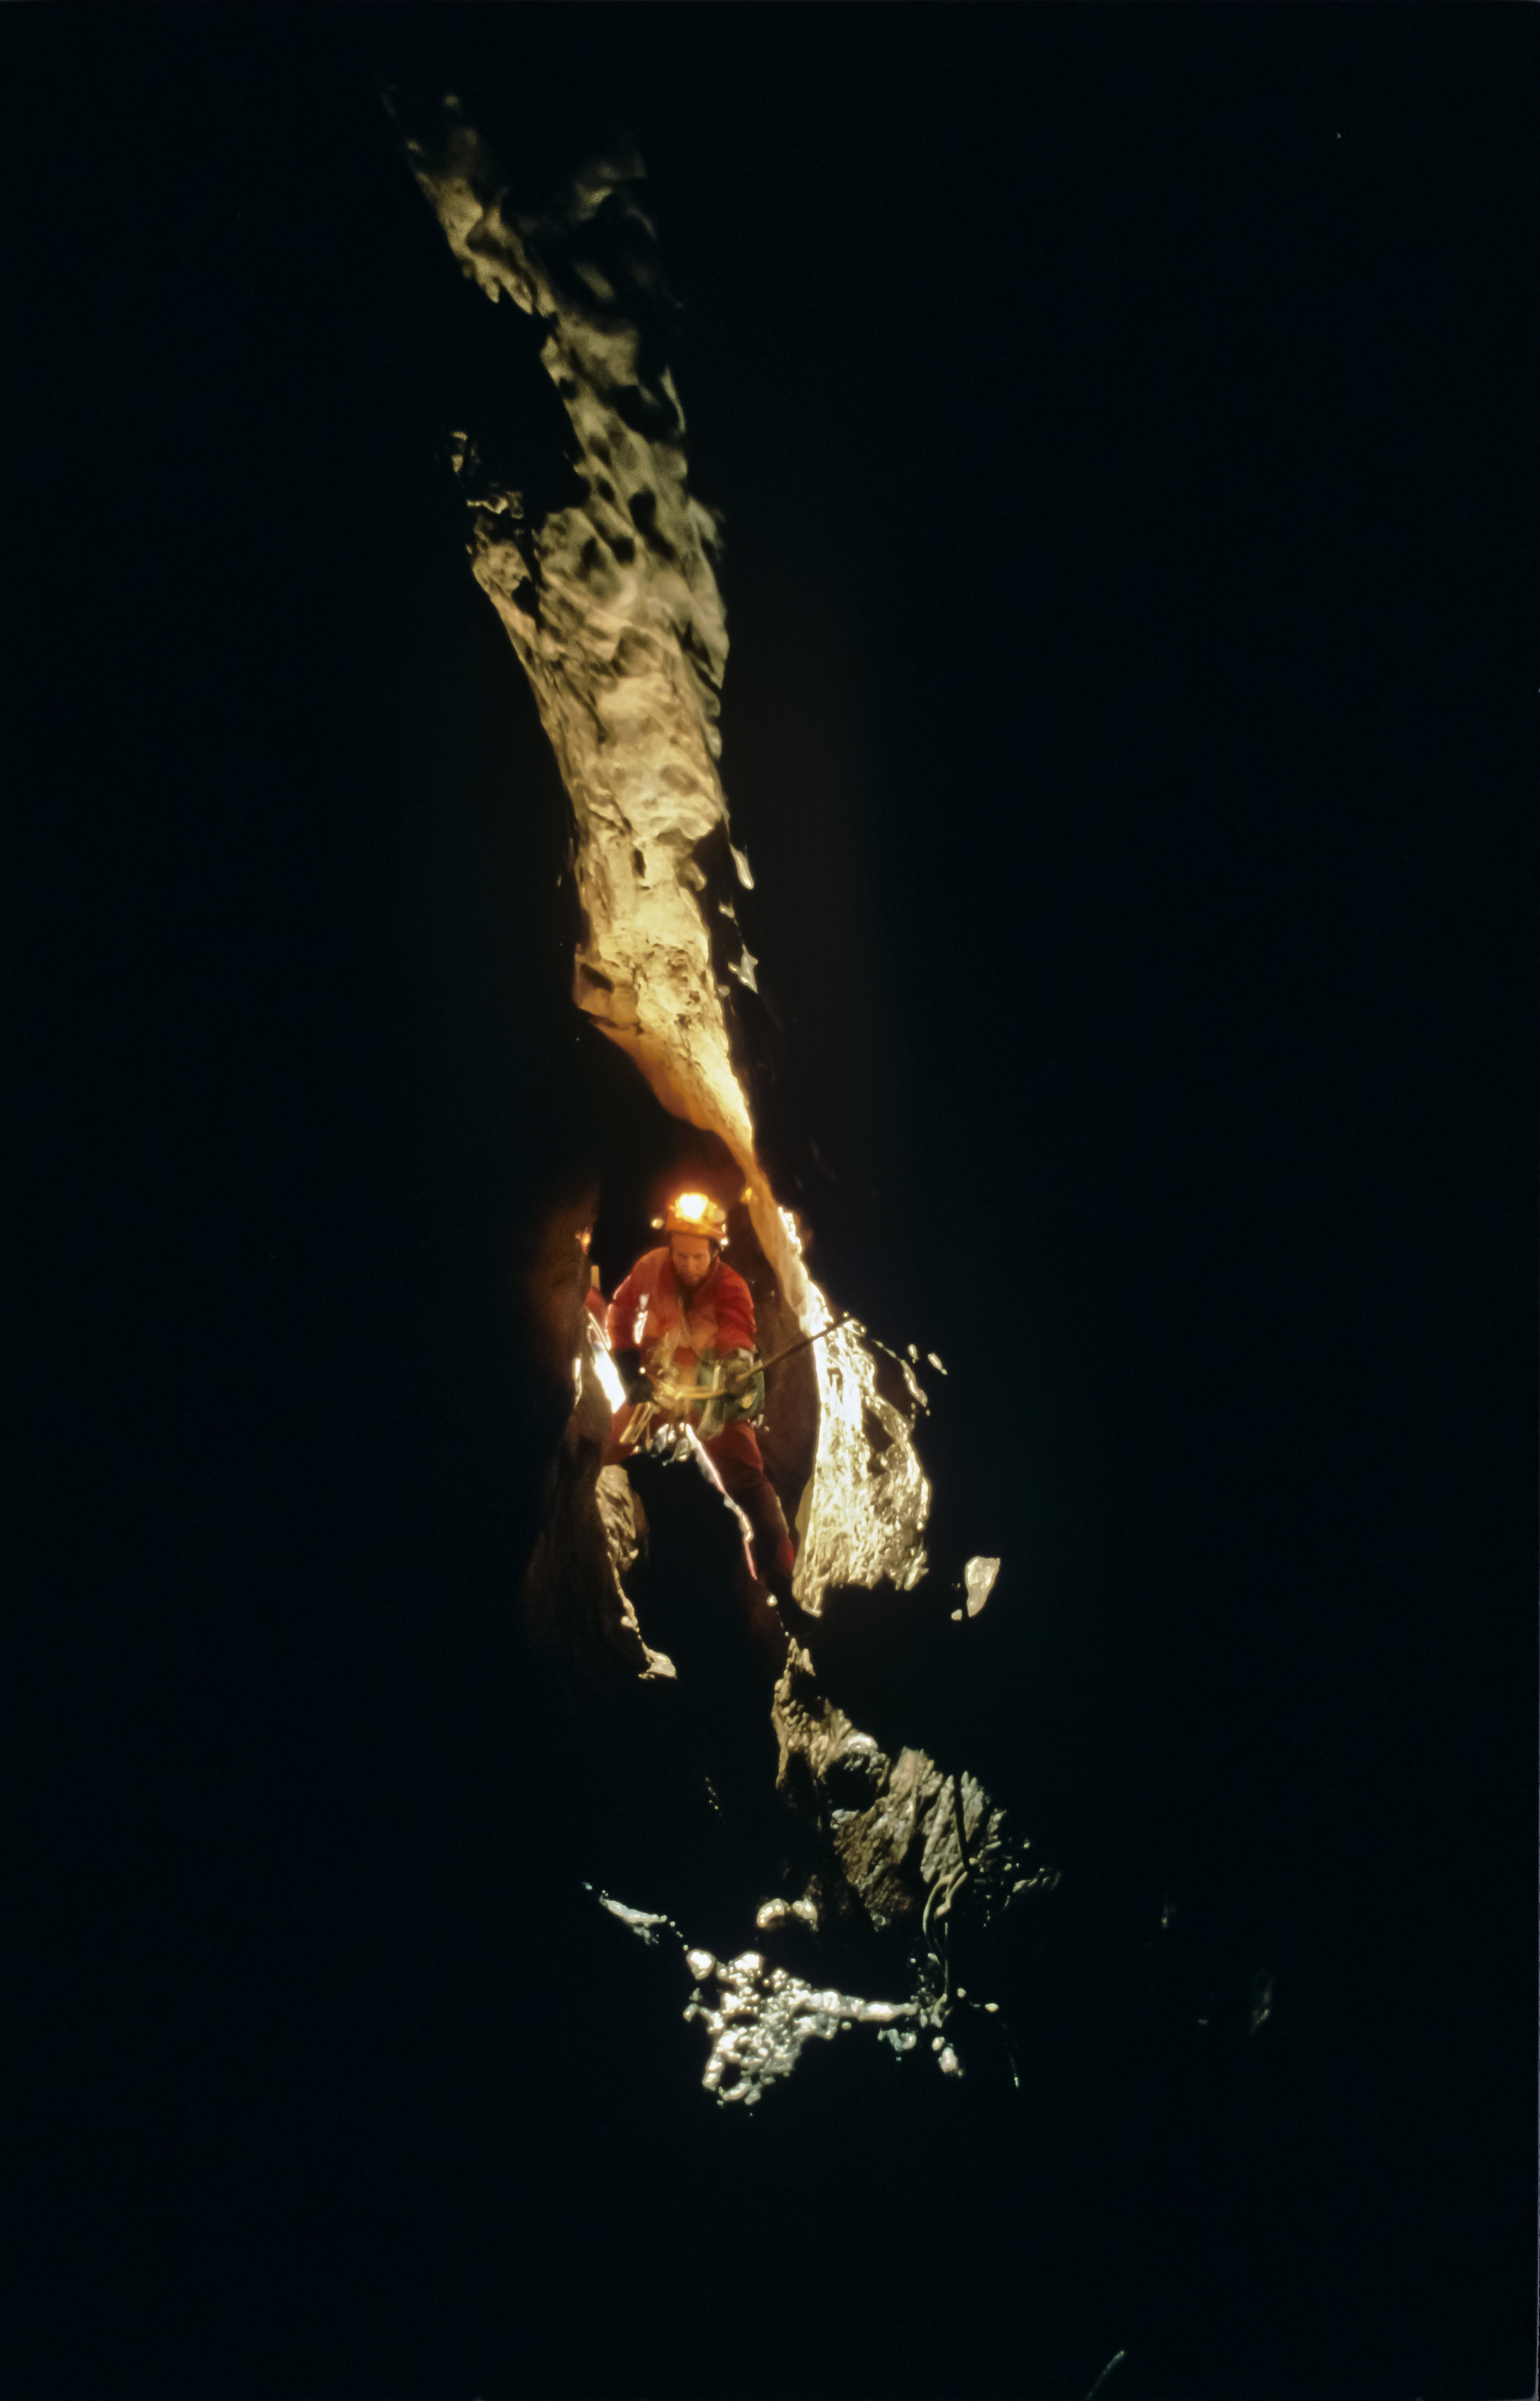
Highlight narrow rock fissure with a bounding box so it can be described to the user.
[396,97,1045,2095]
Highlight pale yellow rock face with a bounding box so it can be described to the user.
[404,108,928,1603]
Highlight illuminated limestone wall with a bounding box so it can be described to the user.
[402,105,927,1603]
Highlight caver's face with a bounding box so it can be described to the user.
[670,1234,713,1291]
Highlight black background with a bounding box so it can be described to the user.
[4,8,1534,2397]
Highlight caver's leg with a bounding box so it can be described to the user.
[701,1423,813,1634]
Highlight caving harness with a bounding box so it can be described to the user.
[617,1311,853,1454]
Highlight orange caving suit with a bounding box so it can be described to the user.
[604,1246,797,1595]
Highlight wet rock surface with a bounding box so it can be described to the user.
[770,1653,1031,1935]
[520,1199,671,1685]
[397,97,787,1281]
[594,1888,1021,2105]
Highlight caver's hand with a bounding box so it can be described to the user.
[712,1349,764,1423]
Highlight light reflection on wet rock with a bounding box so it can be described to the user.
[682,1945,914,2107]
[594,1890,973,2106]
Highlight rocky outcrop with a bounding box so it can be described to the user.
[406,113,748,1176]
[524,1411,674,1686]
[771,1649,1047,1935]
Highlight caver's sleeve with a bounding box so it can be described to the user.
[607,1255,652,1356]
